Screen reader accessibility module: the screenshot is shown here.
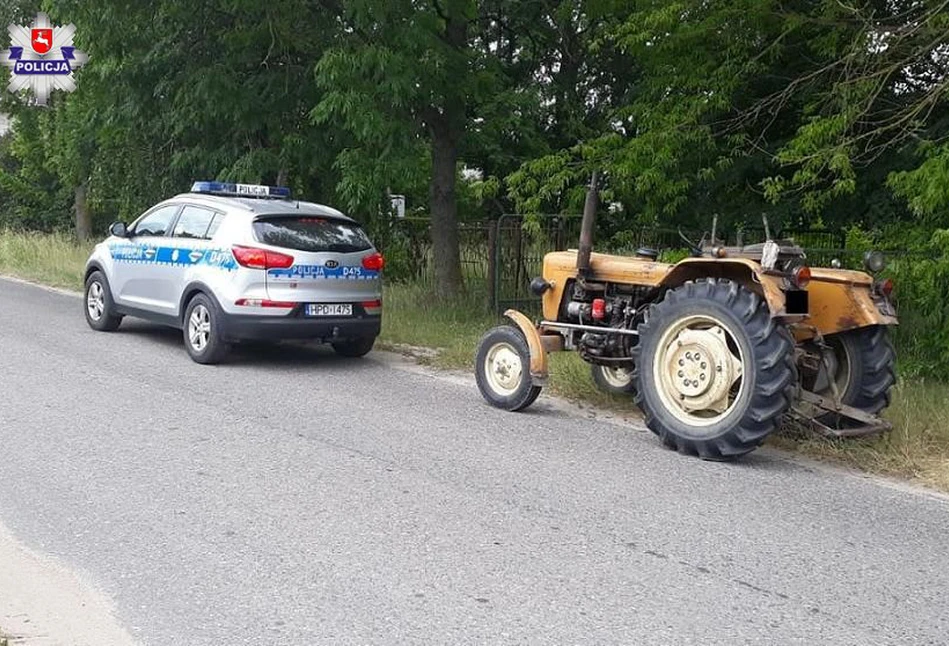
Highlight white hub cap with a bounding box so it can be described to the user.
[484,342,524,395]
[653,315,745,427]
[87,282,104,321]
[600,367,633,388]
[188,304,211,352]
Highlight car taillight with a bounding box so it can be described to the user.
[231,245,294,269]
[790,265,811,289]
[235,298,295,308]
[362,299,382,314]
[361,252,385,271]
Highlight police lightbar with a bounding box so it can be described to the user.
[191,181,291,199]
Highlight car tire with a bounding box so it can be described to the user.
[591,364,637,396]
[84,271,123,332]
[633,278,797,460]
[183,293,230,364]
[474,325,543,411]
[332,336,376,358]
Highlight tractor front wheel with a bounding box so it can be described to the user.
[633,278,797,460]
[591,364,637,396]
[475,326,542,411]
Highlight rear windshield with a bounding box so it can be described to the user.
[253,216,373,254]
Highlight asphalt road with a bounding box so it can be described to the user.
[1,277,948,646]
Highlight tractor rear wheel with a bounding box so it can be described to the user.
[816,326,896,424]
[633,278,797,460]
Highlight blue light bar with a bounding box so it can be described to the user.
[190,181,292,199]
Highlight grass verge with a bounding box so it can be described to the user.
[3,229,947,492]
[0,230,94,289]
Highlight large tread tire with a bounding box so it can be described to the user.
[591,364,637,396]
[83,271,123,332]
[183,293,230,365]
[475,326,543,412]
[633,278,797,460]
[821,326,896,421]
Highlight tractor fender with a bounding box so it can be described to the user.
[659,258,789,316]
[504,309,550,385]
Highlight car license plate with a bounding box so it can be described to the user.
[305,303,352,317]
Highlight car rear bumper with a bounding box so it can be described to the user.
[221,312,381,342]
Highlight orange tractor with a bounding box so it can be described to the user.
[474,176,897,459]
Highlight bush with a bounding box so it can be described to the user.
[886,230,949,378]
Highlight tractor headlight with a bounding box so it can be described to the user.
[863,250,886,274]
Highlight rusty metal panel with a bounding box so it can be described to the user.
[804,278,897,336]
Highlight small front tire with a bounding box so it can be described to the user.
[84,271,123,332]
[591,364,637,396]
[475,326,542,411]
[183,293,230,365]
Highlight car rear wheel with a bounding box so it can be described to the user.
[84,271,122,332]
[475,326,542,411]
[332,336,376,358]
[183,293,230,364]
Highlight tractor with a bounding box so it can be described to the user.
[474,175,897,459]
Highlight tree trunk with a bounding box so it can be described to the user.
[429,117,463,299]
[74,183,91,241]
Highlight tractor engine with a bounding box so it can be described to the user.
[563,282,652,365]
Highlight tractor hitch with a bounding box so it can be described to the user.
[790,390,893,439]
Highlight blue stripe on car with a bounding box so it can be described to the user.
[108,244,238,270]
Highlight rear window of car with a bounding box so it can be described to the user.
[253,216,373,254]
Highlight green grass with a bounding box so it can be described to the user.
[0,230,94,289]
[3,229,948,492]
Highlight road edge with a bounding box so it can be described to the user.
[4,272,948,505]
[0,516,137,646]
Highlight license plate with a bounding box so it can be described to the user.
[305,303,352,317]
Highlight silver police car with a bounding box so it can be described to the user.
[83,182,384,364]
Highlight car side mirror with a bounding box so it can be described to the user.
[109,221,129,238]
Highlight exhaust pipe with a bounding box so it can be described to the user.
[576,170,599,279]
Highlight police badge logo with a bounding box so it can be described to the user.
[2,12,87,105]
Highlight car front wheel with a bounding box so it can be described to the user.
[84,271,122,332]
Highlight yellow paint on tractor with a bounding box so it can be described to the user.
[539,249,893,344]
[503,309,550,384]
[803,268,897,339]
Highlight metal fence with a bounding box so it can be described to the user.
[374,215,907,314]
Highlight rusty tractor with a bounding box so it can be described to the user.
[474,175,897,459]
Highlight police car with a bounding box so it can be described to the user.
[83,182,384,364]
